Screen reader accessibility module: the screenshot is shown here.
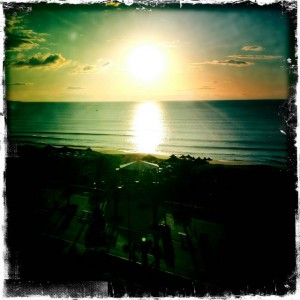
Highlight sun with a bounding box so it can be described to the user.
[126,44,165,83]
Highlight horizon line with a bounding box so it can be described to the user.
[6,98,286,103]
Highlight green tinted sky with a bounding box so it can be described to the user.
[5,2,293,101]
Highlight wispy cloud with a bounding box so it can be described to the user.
[160,40,180,48]
[104,1,122,7]
[7,82,33,86]
[71,64,97,74]
[241,45,264,52]
[192,51,281,70]
[67,86,85,90]
[188,63,204,70]
[101,60,113,68]
[12,53,70,69]
[71,59,112,74]
[194,60,254,67]
[228,55,283,60]
[196,86,215,90]
[6,15,48,52]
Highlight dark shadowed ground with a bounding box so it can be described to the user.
[4,144,297,297]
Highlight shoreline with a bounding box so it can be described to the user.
[7,141,285,168]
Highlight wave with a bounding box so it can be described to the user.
[9,131,287,154]
[7,100,289,165]
[9,131,134,139]
[161,143,287,152]
[10,131,284,146]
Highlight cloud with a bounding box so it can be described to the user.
[160,40,180,48]
[104,1,122,7]
[241,45,264,52]
[6,15,48,51]
[195,60,254,67]
[228,55,283,60]
[7,82,33,86]
[196,86,215,90]
[12,53,70,69]
[191,52,281,70]
[101,60,112,68]
[67,86,85,90]
[71,64,97,74]
[71,59,112,74]
[188,63,204,70]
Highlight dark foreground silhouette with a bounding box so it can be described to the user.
[4,144,297,297]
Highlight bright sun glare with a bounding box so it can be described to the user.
[127,45,165,83]
[131,102,164,153]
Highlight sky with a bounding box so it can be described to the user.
[4,2,294,102]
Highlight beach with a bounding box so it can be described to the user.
[4,143,296,296]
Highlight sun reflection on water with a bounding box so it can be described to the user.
[131,102,164,154]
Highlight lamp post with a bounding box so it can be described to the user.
[127,180,139,262]
[127,182,131,261]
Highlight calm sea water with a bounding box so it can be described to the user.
[6,100,288,165]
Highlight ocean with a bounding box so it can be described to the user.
[6,100,289,165]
